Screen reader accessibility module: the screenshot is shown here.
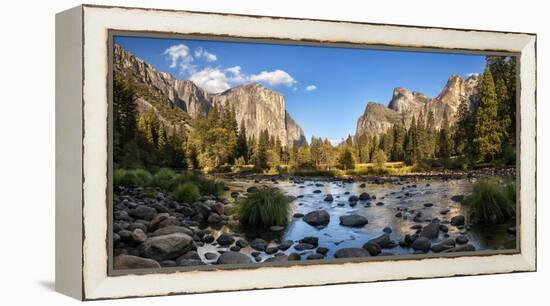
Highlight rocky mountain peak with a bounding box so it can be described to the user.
[356,74,480,137]
[114,44,305,147]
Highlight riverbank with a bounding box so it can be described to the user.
[112,171,516,270]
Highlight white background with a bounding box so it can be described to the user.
[0,0,546,305]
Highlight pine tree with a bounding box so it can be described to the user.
[256,129,270,170]
[113,75,137,162]
[337,147,355,170]
[495,78,512,145]
[473,68,501,162]
[438,109,452,158]
[425,110,436,158]
[391,121,405,161]
[454,94,473,156]
[236,119,249,162]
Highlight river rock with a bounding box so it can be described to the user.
[114,255,161,269]
[366,234,397,249]
[456,235,469,244]
[306,254,324,260]
[294,243,315,251]
[152,226,193,237]
[246,186,259,193]
[288,252,301,261]
[442,244,476,253]
[303,210,330,227]
[334,247,369,258]
[339,214,368,227]
[348,195,359,202]
[451,215,465,226]
[440,209,450,215]
[139,233,195,261]
[324,194,334,202]
[316,246,329,255]
[299,236,319,246]
[131,228,147,243]
[363,242,382,256]
[216,251,252,264]
[451,195,464,202]
[207,213,223,224]
[250,238,268,251]
[216,233,235,246]
[278,240,294,251]
[236,239,248,248]
[270,225,285,232]
[178,259,205,266]
[293,213,304,218]
[411,237,431,252]
[204,252,218,260]
[383,227,392,234]
[359,192,371,201]
[419,222,440,239]
[439,224,449,233]
[431,239,456,253]
[423,203,434,207]
[265,247,279,254]
[313,190,322,194]
[129,205,157,221]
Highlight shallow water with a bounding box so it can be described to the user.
[198,177,516,262]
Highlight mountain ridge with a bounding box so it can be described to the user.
[114,44,305,147]
[356,74,480,137]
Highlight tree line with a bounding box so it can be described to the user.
[114,55,516,172]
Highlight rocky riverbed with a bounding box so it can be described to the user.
[112,174,517,270]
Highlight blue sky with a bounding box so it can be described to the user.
[114,36,486,143]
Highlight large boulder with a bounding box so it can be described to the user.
[419,222,440,239]
[114,255,161,269]
[365,234,397,249]
[339,214,368,227]
[216,251,253,265]
[139,233,195,261]
[303,210,330,227]
[151,226,193,237]
[411,237,431,252]
[334,247,370,258]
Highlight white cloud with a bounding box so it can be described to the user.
[305,85,317,91]
[164,44,193,69]
[249,70,296,87]
[189,67,231,94]
[194,48,218,62]
[467,73,480,77]
[225,66,246,83]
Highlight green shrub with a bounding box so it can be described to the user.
[236,187,290,228]
[172,182,201,203]
[462,179,516,224]
[114,168,152,186]
[166,171,225,196]
[150,168,177,189]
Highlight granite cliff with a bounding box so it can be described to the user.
[356,75,480,137]
[114,44,305,146]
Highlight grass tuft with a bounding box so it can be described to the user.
[462,179,516,224]
[236,187,290,228]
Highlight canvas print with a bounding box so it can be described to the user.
[111,35,518,271]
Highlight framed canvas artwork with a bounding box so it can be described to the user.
[55,4,537,300]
